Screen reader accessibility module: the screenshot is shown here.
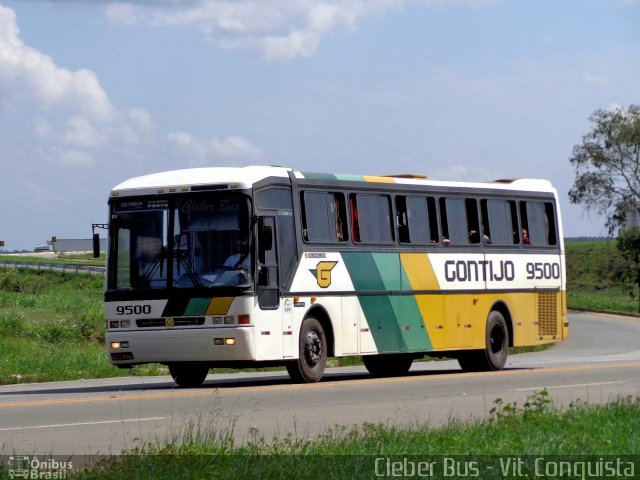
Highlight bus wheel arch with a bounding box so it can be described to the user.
[303,305,335,357]
[287,309,332,383]
[458,306,510,372]
[490,301,513,349]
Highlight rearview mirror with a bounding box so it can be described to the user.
[92,233,100,258]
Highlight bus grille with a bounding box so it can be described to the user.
[136,317,205,328]
[537,292,558,337]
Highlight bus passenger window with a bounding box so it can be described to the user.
[396,195,435,245]
[520,201,557,246]
[349,193,394,243]
[396,196,410,243]
[481,199,518,246]
[301,191,347,243]
[440,197,479,245]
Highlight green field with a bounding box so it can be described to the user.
[566,241,639,314]
[0,269,164,383]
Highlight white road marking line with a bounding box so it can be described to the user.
[0,416,170,432]
[514,381,626,392]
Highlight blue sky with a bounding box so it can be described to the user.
[0,0,638,250]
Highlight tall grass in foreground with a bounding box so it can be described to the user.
[67,393,640,479]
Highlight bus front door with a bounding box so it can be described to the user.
[257,216,279,310]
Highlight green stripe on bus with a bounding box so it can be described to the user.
[300,172,337,181]
[343,252,433,353]
[335,174,365,182]
[342,252,404,352]
[184,297,211,316]
[340,253,402,352]
[399,264,433,351]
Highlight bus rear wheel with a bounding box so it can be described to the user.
[457,311,509,372]
[168,363,210,387]
[287,317,327,383]
[363,354,414,377]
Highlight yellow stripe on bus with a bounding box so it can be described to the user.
[207,297,234,315]
[363,175,396,183]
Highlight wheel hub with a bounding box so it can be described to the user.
[490,326,504,353]
[305,330,322,365]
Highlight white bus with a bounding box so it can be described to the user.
[103,166,567,386]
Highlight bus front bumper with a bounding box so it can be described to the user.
[106,327,256,365]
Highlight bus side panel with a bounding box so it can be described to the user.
[342,252,433,354]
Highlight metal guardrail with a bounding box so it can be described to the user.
[0,261,105,276]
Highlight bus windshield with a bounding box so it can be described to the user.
[109,193,252,290]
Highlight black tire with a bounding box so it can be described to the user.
[287,317,327,383]
[363,354,414,377]
[168,363,209,387]
[457,311,509,372]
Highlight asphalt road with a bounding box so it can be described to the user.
[1,312,639,456]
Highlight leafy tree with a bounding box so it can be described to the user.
[617,227,640,312]
[568,105,640,235]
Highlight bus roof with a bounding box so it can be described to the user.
[110,165,557,197]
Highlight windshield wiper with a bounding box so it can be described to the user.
[142,246,167,284]
[174,248,203,287]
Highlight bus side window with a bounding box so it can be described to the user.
[301,191,348,243]
[520,201,557,246]
[440,197,479,245]
[349,193,394,243]
[481,199,519,246]
[333,193,348,242]
[465,198,480,244]
[396,196,410,243]
[396,195,436,245]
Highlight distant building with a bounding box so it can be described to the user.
[47,238,107,252]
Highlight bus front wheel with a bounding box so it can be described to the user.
[168,363,210,388]
[287,317,327,383]
[363,354,413,377]
[457,311,509,372]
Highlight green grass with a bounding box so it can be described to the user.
[61,393,640,479]
[0,268,163,384]
[566,240,640,313]
[0,253,105,267]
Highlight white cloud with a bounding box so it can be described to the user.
[0,5,114,120]
[103,0,404,62]
[2,4,264,175]
[103,3,140,26]
[63,116,107,148]
[168,131,263,162]
[0,5,160,169]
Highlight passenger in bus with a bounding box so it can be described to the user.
[522,229,531,245]
[223,240,250,270]
[482,225,491,244]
